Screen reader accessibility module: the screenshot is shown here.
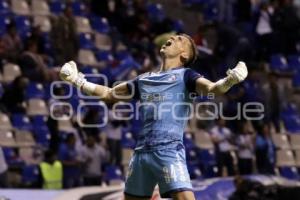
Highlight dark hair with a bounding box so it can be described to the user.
[180,33,198,67]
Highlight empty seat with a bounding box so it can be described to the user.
[79,33,94,49]
[31,0,50,16]
[33,16,51,32]
[72,1,86,16]
[287,55,300,71]
[25,82,45,99]
[276,150,296,167]
[22,164,39,186]
[194,130,214,149]
[0,113,13,131]
[75,16,92,33]
[27,99,49,116]
[105,165,123,185]
[78,49,99,66]
[183,132,195,148]
[270,54,290,72]
[49,1,65,15]
[2,63,21,83]
[95,33,112,51]
[290,134,300,150]
[15,15,31,39]
[278,166,300,180]
[15,130,35,147]
[272,133,290,149]
[12,114,33,131]
[121,131,135,149]
[0,131,16,147]
[11,0,30,15]
[122,148,133,166]
[188,164,203,180]
[0,15,10,35]
[91,17,110,34]
[0,0,10,15]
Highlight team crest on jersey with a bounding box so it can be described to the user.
[167,74,177,81]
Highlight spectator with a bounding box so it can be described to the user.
[58,133,82,188]
[80,135,107,186]
[211,118,236,176]
[0,76,28,114]
[2,21,23,62]
[18,38,50,82]
[0,147,8,188]
[262,72,286,132]
[82,108,102,137]
[236,122,255,175]
[255,124,275,174]
[272,0,300,54]
[254,2,274,61]
[104,115,123,166]
[51,5,79,65]
[38,150,63,189]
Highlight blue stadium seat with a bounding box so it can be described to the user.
[2,147,15,163]
[279,167,300,180]
[203,1,218,21]
[281,103,299,116]
[281,114,300,133]
[0,0,10,15]
[50,1,65,15]
[184,132,195,148]
[110,57,141,80]
[22,165,39,186]
[115,50,131,61]
[12,114,33,131]
[90,16,110,34]
[186,147,198,165]
[95,50,114,62]
[72,1,86,16]
[81,66,105,84]
[14,15,31,39]
[287,55,300,71]
[105,165,124,182]
[0,14,10,35]
[2,147,24,167]
[172,20,184,32]
[25,82,45,99]
[121,130,136,149]
[270,54,291,72]
[34,127,51,147]
[293,73,300,88]
[79,33,95,50]
[32,115,48,129]
[187,164,203,180]
[147,3,165,22]
[198,149,217,166]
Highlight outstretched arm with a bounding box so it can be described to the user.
[59,61,133,103]
[195,61,248,95]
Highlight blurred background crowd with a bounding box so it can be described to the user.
[0,0,300,190]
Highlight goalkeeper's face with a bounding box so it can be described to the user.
[160,35,193,63]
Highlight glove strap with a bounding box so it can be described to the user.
[74,72,86,88]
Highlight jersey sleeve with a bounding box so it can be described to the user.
[126,77,140,100]
[184,68,202,93]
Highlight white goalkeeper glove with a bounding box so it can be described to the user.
[226,61,248,84]
[59,61,96,94]
[216,61,248,93]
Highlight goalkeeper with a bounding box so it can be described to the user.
[60,34,248,200]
